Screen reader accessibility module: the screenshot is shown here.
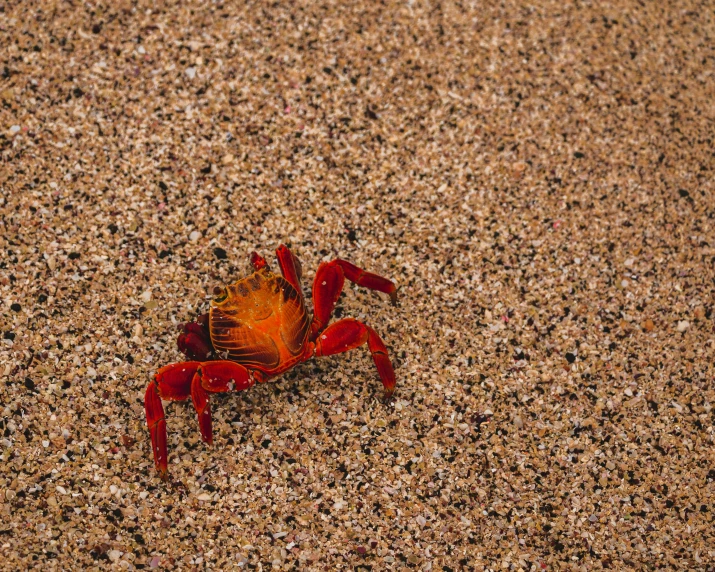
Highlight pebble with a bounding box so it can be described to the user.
[677,320,690,332]
[189,230,201,242]
[185,67,196,79]
[108,550,122,562]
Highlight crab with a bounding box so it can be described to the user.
[144,244,398,479]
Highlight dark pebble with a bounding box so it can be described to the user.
[365,106,378,120]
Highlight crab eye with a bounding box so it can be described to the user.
[213,286,228,303]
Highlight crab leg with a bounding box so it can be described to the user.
[314,318,396,399]
[275,244,303,291]
[310,259,397,339]
[190,360,255,445]
[145,362,201,479]
[145,361,254,479]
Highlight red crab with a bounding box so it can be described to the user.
[144,245,398,478]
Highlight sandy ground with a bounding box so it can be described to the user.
[1,0,714,570]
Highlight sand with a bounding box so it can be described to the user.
[1,0,714,570]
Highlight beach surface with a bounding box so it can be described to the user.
[1,0,714,569]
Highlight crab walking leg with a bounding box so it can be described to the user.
[145,362,201,478]
[314,318,396,398]
[310,260,345,339]
[275,244,303,291]
[190,361,255,445]
[310,259,397,340]
[335,260,397,303]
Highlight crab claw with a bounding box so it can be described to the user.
[178,322,213,361]
[250,251,269,271]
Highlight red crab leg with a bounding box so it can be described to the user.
[190,361,255,445]
[310,259,397,340]
[145,362,200,479]
[314,318,396,399]
[275,244,303,291]
[177,315,213,361]
[145,361,254,479]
